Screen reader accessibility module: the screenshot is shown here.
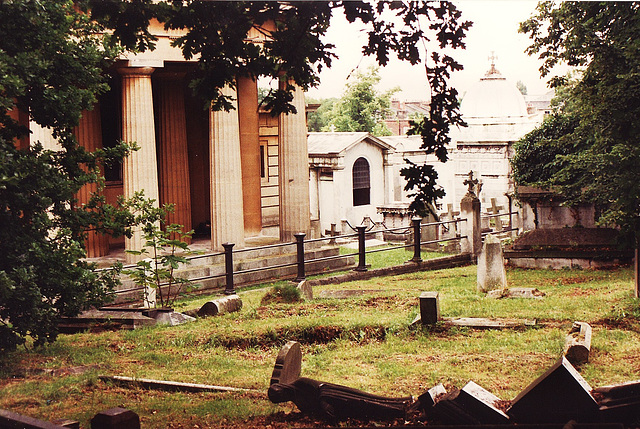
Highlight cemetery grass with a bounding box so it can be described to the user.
[0,264,638,428]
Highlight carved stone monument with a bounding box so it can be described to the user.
[477,234,507,293]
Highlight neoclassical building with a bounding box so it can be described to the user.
[31,20,310,262]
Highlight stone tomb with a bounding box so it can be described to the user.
[507,356,600,424]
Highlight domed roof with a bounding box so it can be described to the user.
[460,64,528,121]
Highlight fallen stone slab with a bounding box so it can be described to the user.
[197,294,242,317]
[316,289,387,299]
[593,379,640,406]
[434,381,509,425]
[0,408,71,429]
[99,375,255,393]
[443,317,536,329]
[563,322,592,366]
[507,357,600,424]
[414,383,447,415]
[487,287,545,299]
[58,310,156,333]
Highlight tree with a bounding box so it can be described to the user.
[322,67,398,136]
[517,1,640,292]
[306,97,338,132]
[0,1,133,351]
[1,0,470,350]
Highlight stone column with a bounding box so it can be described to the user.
[75,106,110,257]
[155,73,192,241]
[278,80,311,242]
[237,76,262,236]
[460,192,482,256]
[118,67,160,262]
[210,85,245,251]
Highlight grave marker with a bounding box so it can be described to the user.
[477,234,507,293]
[563,322,592,366]
[270,340,302,386]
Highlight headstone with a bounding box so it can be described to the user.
[153,311,196,326]
[197,294,242,317]
[297,280,313,300]
[419,291,440,324]
[563,322,592,366]
[507,357,600,424]
[434,381,509,425]
[416,383,447,411]
[270,340,302,386]
[90,407,140,429]
[477,234,507,293]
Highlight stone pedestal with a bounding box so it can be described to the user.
[279,81,311,242]
[118,67,160,262]
[477,234,507,293]
[210,85,245,250]
[460,192,481,256]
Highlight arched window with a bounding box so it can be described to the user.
[352,157,370,206]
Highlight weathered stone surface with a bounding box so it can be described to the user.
[507,357,600,424]
[477,234,507,293]
[153,311,196,326]
[270,341,302,386]
[563,322,592,366]
[51,419,79,429]
[297,280,313,300]
[0,408,70,429]
[317,289,386,299]
[198,294,242,317]
[58,310,156,333]
[594,379,640,425]
[415,383,447,412]
[90,407,140,429]
[434,381,509,425]
[443,317,536,329]
[487,287,545,299]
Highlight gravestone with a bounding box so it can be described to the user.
[477,234,507,293]
[419,291,440,324]
[297,280,313,300]
[507,357,600,424]
[595,379,640,425]
[270,340,302,385]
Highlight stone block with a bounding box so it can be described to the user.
[594,379,640,425]
[270,340,302,385]
[507,357,600,424]
[90,407,140,429]
[477,234,507,293]
[419,291,440,325]
[0,408,69,428]
[297,280,313,300]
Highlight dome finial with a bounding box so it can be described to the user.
[486,51,500,76]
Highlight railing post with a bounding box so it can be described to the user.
[223,242,235,295]
[294,233,306,281]
[355,225,368,272]
[411,217,423,263]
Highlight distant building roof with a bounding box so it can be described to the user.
[307,132,393,156]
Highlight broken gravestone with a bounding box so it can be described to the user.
[433,381,509,425]
[594,379,640,425]
[270,340,302,386]
[197,294,242,317]
[297,280,313,300]
[563,321,592,366]
[477,234,507,293]
[507,356,600,424]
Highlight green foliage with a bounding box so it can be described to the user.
[306,97,338,132]
[518,2,640,245]
[0,1,133,352]
[322,67,397,136]
[123,195,197,308]
[260,284,302,305]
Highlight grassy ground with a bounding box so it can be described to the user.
[0,255,638,428]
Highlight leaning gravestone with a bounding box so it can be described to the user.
[477,234,507,293]
[270,340,302,386]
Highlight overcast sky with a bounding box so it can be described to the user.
[306,1,554,101]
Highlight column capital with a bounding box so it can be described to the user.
[117,66,155,77]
